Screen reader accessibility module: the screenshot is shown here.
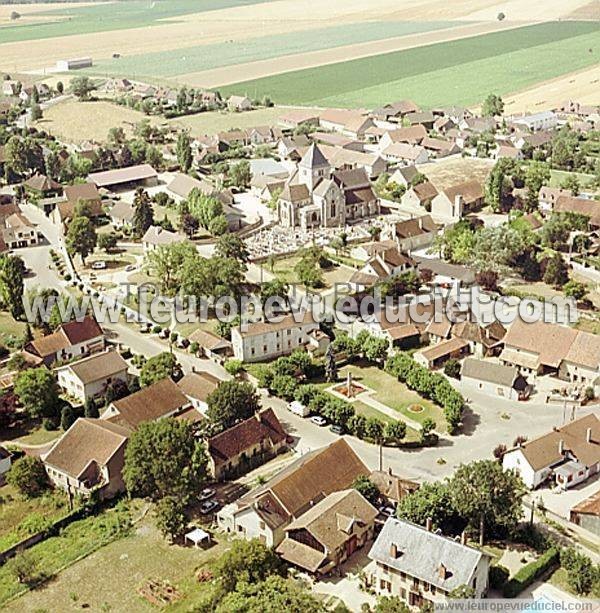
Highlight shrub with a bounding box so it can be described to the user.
[152,325,162,334]
[189,341,199,354]
[503,548,559,597]
[64,274,72,281]
[270,374,298,400]
[489,565,510,589]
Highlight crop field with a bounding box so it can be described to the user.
[81,20,460,81]
[218,20,600,108]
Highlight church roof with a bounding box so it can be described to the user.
[300,143,329,169]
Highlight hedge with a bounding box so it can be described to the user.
[503,548,559,597]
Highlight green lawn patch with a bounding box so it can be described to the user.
[549,169,597,188]
[0,311,26,347]
[220,21,600,109]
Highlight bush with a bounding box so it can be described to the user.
[189,341,199,354]
[489,565,510,589]
[270,374,298,400]
[6,456,49,498]
[152,325,162,334]
[64,274,71,281]
[503,548,559,597]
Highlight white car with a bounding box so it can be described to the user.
[199,488,215,501]
[310,416,327,427]
[91,261,107,270]
[199,500,219,515]
[125,264,135,272]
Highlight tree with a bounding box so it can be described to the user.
[7,456,49,498]
[56,81,64,94]
[497,11,506,20]
[14,367,60,419]
[123,419,208,501]
[260,278,288,308]
[84,396,99,418]
[132,188,154,238]
[208,214,228,236]
[215,233,249,264]
[181,212,199,238]
[542,253,569,287]
[444,358,461,379]
[485,157,520,211]
[352,475,380,506]
[139,352,177,387]
[0,254,26,319]
[155,495,187,542]
[365,416,385,443]
[475,270,499,291]
[206,380,260,431]
[70,76,95,101]
[213,539,284,594]
[30,103,42,121]
[97,233,118,253]
[524,161,551,210]
[324,343,337,382]
[397,481,462,533]
[229,160,251,189]
[373,595,411,613]
[561,174,580,196]
[421,417,436,441]
[563,279,587,301]
[482,94,504,117]
[187,190,222,229]
[450,460,526,545]
[176,132,192,174]
[60,405,75,431]
[449,585,476,599]
[6,552,39,585]
[0,391,17,429]
[108,126,126,145]
[384,420,407,444]
[224,359,244,377]
[146,241,197,295]
[66,216,97,264]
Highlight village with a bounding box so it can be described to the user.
[0,67,598,611]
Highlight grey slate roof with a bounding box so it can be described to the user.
[369,517,489,592]
[461,358,519,387]
[300,143,329,169]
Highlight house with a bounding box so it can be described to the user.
[370,469,419,506]
[368,517,491,607]
[495,145,523,161]
[42,418,130,500]
[108,200,135,229]
[431,180,484,222]
[414,257,476,288]
[319,109,374,139]
[187,328,232,362]
[56,350,129,403]
[231,311,320,362]
[570,490,600,537]
[319,145,387,178]
[459,116,495,134]
[24,316,104,366]
[1,211,39,249]
[406,111,435,129]
[227,95,252,112]
[102,378,191,429]
[276,489,378,575]
[23,173,62,197]
[167,173,215,200]
[389,216,439,251]
[380,143,429,165]
[0,446,12,478]
[401,182,438,211]
[460,358,530,401]
[88,164,158,190]
[53,182,104,225]
[142,225,187,253]
[510,111,558,132]
[248,125,284,145]
[358,248,415,283]
[2,80,19,97]
[452,320,506,358]
[502,414,600,490]
[372,100,420,122]
[378,126,427,149]
[216,438,370,547]
[278,110,320,130]
[207,408,287,480]
[499,319,600,387]
[414,337,470,369]
[420,137,459,158]
[388,165,419,188]
[176,370,221,413]
[554,195,600,228]
[538,186,571,212]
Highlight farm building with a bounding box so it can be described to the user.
[88,164,158,190]
[56,57,93,71]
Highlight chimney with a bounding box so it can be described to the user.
[454,194,463,218]
[390,543,398,558]
[587,428,592,443]
[418,217,423,230]
[388,466,393,475]
[558,439,564,455]
[425,517,433,532]
[438,564,448,580]
[460,531,467,546]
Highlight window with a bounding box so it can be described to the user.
[400,588,406,599]
[259,521,265,530]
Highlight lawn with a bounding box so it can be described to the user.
[81,20,460,80]
[0,486,72,553]
[549,169,597,188]
[0,0,270,44]
[337,362,446,430]
[5,504,229,612]
[219,21,600,108]
[270,255,355,291]
[0,500,135,607]
[0,311,26,347]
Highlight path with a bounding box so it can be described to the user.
[354,392,424,432]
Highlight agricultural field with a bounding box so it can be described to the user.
[218,20,600,108]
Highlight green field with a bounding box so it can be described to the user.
[81,20,460,80]
[0,0,269,44]
[219,21,600,109]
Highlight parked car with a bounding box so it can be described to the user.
[329,424,344,435]
[199,488,215,501]
[379,505,395,517]
[288,400,310,417]
[199,500,219,515]
[310,416,327,427]
[125,264,135,272]
[91,261,107,270]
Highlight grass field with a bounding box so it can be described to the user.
[81,20,460,80]
[0,0,269,44]
[219,21,600,108]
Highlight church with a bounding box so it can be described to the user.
[277,143,379,229]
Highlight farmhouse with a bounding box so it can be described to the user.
[24,316,104,366]
[554,195,600,228]
[278,109,320,130]
[56,350,129,403]
[176,370,221,413]
[102,378,191,429]
[414,337,470,369]
[23,173,62,197]
[207,408,287,480]
[216,438,369,547]
[276,489,378,575]
[502,414,600,490]
[368,518,491,606]
[42,418,130,500]
[231,311,320,362]
[388,215,439,251]
[370,469,419,505]
[1,211,39,249]
[388,165,418,187]
[227,95,252,112]
[378,126,427,150]
[142,225,187,253]
[88,164,158,190]
[372,100,420,122]
[431,180,484,222]
[538,186,571,212]
[53,182,104,225]
[460,358,530,401]
[319,109,374,139]
[401,181,438,210]
[167,173,214,200]
[380,142,429,165]
[187,328,232,361]
[108,200,135,229]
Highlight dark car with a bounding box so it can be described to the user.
[329,424,344,435]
